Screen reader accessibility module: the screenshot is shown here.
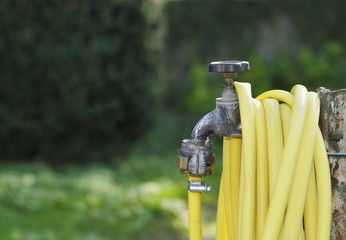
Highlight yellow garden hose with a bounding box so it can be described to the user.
[188,176,203,240]
[210,83,331,240]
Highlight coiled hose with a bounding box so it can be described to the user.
[189,83,332,240]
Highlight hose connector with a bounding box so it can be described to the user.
[177,138,215,176]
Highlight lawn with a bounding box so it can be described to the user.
[0,153,222,240]
[0,111,224,240]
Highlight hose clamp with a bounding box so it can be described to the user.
[188,180,211,192]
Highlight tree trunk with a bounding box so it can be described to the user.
[319,88,346,240]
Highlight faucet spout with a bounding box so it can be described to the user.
[191,109,218,141]
[191,95,241,140]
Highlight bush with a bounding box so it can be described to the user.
[0,0,155,164]
[163,1,346,110]
[170,42,346,114]
[243,42,346,96]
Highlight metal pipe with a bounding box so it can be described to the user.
[191,97,241,140]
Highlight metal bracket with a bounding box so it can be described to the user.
[327,152,346,157]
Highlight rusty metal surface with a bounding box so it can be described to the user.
[191,100,241,139]
[319,88,346,240]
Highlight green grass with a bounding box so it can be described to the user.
[0,153,224,240]
[0,111,225,240]
[0,158,182,239]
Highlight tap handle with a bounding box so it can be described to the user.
[209,60,250,73]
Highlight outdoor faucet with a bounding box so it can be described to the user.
[177,61,249,180]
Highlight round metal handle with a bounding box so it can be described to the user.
[209,60,250,73]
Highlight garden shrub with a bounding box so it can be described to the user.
[0,0,155,164]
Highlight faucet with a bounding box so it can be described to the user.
[177,61,250,186]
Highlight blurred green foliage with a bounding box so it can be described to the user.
[0,159,189,240]
[0,0,346,165]
[243,42,346,97]
[163,2,346,112]
[173,42,345,119]
[0,0,155,164]
[185,61,219,115]
[1,2,346,239]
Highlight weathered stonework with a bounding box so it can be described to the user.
[319,88,346,240]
